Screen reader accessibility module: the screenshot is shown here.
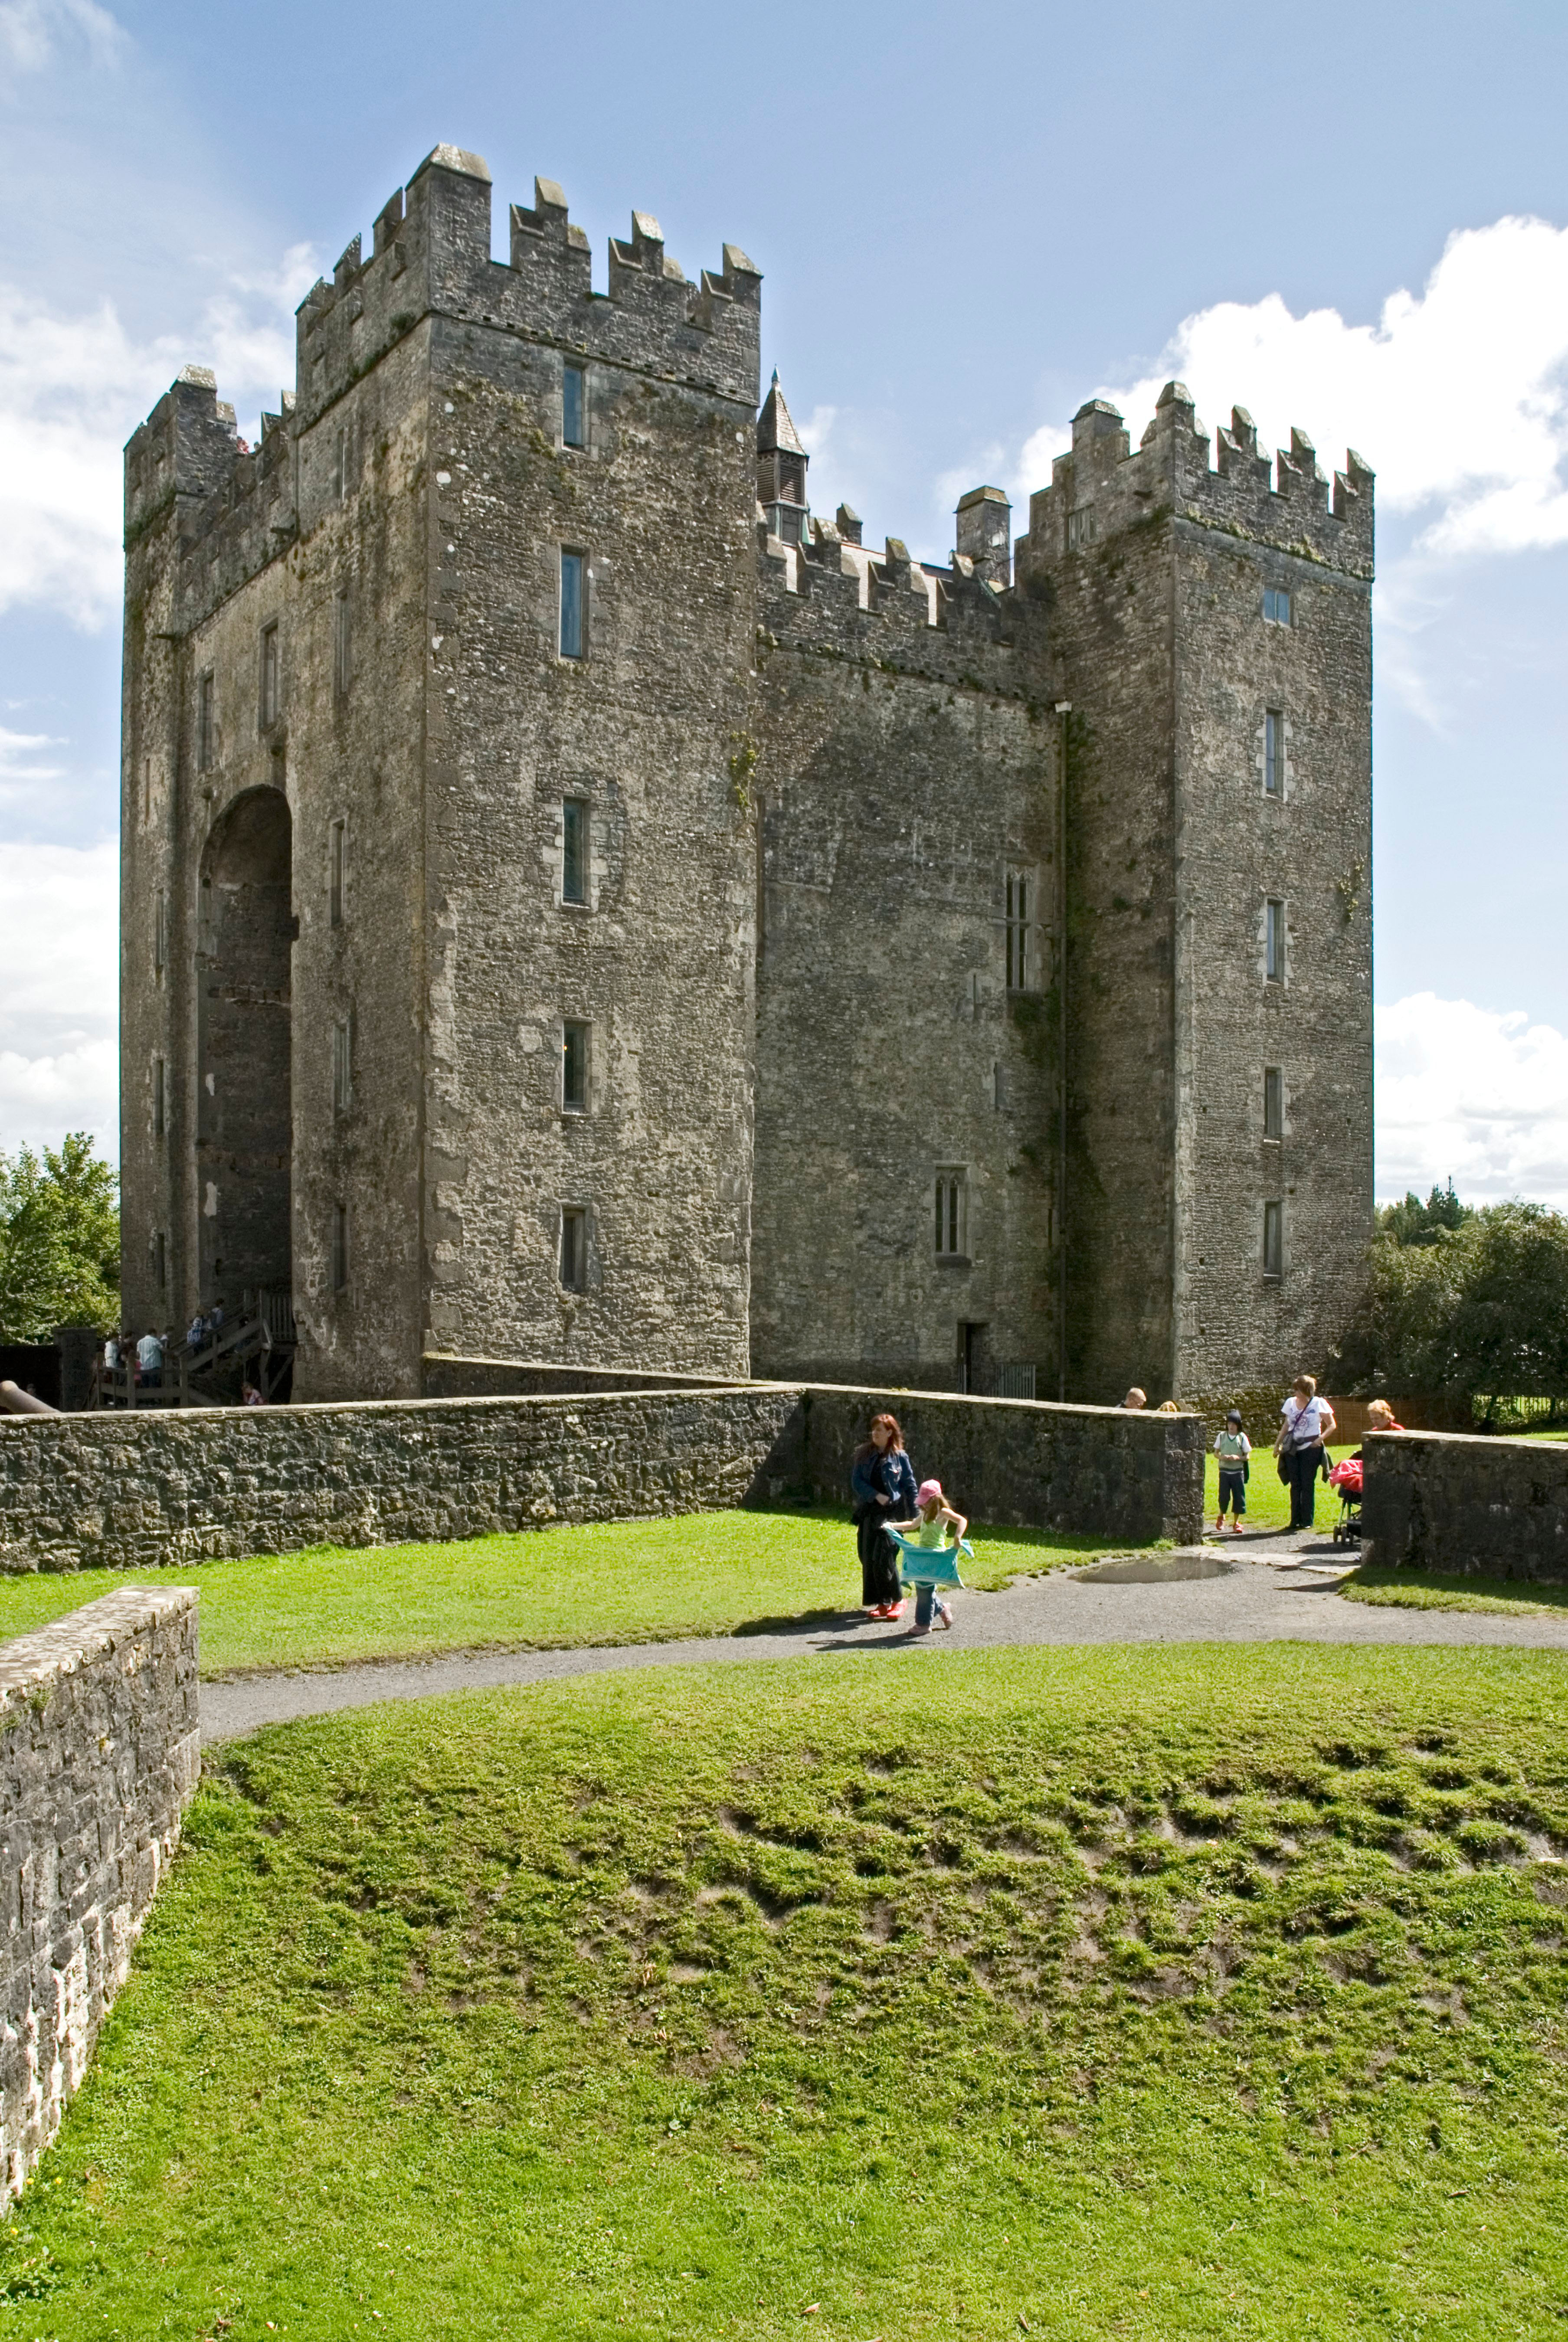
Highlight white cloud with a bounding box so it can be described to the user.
[0,246,314,628]
[1376,993,1568,1209]
[1018,216,1568,565]
[0,0,124,71]
[0,839,117,1160]
[0,724,65,789]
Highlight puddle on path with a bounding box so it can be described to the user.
[1073,1554,1243,1586]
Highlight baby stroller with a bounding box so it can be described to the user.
[1327,1455,1363,1547]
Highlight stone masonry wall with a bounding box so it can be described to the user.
[750,564,1060,1392]
[1361,1430,1568,1582]
[0,1588,200,2208]
[0,1384,1201,1567]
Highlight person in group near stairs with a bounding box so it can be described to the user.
[886,1479,967,1635]
[850,1412,917,1619]
[1274,1374,1337,1531]
[1214,1409,1250,1532]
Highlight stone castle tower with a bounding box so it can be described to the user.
[119,143,1375,1405]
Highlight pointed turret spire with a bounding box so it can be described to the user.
[756,370,810,543]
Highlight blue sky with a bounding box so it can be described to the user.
[3,0,1568,1200]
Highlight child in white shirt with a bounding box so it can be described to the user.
[1214,1409,1250,1533]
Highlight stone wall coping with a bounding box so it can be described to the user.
[421,1359,1203,1433]
[1366,1428,1568,1455]
[0,1587,198,1711]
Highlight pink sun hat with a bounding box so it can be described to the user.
[916,1479,943,1505]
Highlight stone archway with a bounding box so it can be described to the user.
[196,787,292,1312]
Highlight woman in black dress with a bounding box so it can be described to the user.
[850,1412,918,1617]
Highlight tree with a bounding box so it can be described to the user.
[0,1134,120,1342]
[1378,1180,1472,1247]
[1333,1198,1568,1417]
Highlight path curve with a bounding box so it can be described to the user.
[200,1543,1568,1743]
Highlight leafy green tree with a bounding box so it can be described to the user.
[1335,1199,1568,1416]
[1378,1180,1472,1246]
[0,1133,120,1342]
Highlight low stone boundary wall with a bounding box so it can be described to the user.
[0,1379,1203,1571]
[0,1588,199,2204]
[422,1354,739,1399]
[760,1385,1203,1545]
[0,1389,798,1571]
[1361,1429,1568,1581]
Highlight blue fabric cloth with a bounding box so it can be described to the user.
[850,1446,917,1518]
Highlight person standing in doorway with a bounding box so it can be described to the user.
[851,1413,917,1619]
[1274,1375,1336,1531]
[137,1327,164,1391]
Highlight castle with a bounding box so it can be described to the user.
[119,144,1375,1405]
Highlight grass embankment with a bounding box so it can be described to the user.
[0,1510,1116,1678]
[5,1645,1568,2336]
[1342,1565,1568,1617]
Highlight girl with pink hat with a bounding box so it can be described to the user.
[886,1478,969,1634]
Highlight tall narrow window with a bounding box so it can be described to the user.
[333,426,347,503]
[1005,866,1034,991]
[1265,898,1286,982]
[562,1020,589,1113]
[332,1017,353,1115]
[154,889,167,975]
[1263,1200,1283,1280]
[1263,586,1292,625]
[153,1056,166,1139]
[1264,1065,1283,1141]
[562,797,589,904]
[197,672,215,772]
[331,1202,349,1292]
[152,1230,167,1292]
[559,1206,587,1292]
[259,622,280,728]
[560,550,585,660]
[333,590,351,697]
[934,1170,968,1259]
[1264,709,1284,797]
[562,365,586,449]
[328,817,347,928]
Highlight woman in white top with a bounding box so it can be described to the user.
[1274,1374,1337,1531]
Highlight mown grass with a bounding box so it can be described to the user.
[1343,1562,1568,1616]
[5,1644,1567,2337]
[0,1510,1121,1678]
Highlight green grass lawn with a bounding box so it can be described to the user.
[5,1645,1567,2338]
[1343,1563,1568,1616]
[1202,1443,1356,1533]
[0,1510,1125,1678]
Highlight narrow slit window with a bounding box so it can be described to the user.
[154,889,167,975]
[331,1202,349,1293]
[560,1206,587,1292]
[1264,709,1283,796]
[1263,1200,1283,1280]
[560,550,585,660]
[259,622,280,728]
[328,818,347,928]
[934,1171,967,1259]
[153,1056,165,1139]
[1264,1066,1283,1141]
[1265,898,1286,982]
[334,426,347,504]
[334,589,351,697]
[562,797,589,904]
[1264,586,1292,625]
[153,1230,167,1291]
[1005,866,1034,991]
[562,1020,589,1114]
[197,672,215,772]
[332,1017,353,1115]
[563,365,586,450]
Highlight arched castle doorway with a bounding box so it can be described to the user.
[196,787,292,1312]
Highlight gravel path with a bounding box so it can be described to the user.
[200,1533,1568,1744]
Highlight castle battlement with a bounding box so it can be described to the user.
[1021,379,1375,584]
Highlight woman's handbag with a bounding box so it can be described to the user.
[1276,1450,1291,1484]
